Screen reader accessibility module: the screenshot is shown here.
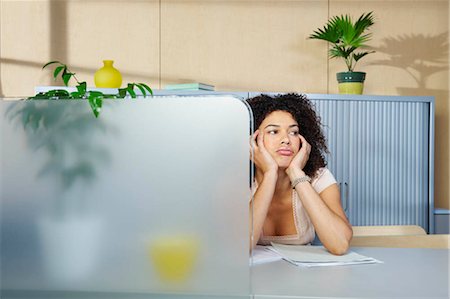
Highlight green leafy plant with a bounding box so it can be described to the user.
[309,12,375,72]
[6,97,112,215]
[28,61,153,117]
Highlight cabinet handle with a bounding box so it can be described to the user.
[339,182,345,212]
[344,182,349,212]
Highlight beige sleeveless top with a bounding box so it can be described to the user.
[255,168,337,245]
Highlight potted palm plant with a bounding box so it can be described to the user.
[309,12,375,94]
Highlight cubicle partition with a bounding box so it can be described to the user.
[1,96,253,298]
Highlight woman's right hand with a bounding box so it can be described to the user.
[250,130,278,175]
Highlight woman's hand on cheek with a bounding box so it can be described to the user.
[251,130,278,175]
[286,135,311,178]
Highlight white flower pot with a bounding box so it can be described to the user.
[38,216,103,285]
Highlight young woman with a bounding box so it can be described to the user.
[247,93,352,255]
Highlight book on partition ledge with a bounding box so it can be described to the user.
[164,82,215,91]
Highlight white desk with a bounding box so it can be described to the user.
[251,247,449,299]
[1,247,448,298]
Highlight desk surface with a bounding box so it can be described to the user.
[251,247,449,299]
[2,247,448,299]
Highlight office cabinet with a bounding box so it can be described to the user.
[309,95,433,232]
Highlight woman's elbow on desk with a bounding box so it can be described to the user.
[327,240,351,255]
[329,231,353,255]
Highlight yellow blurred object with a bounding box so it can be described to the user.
[94,60,122,88]
[149,235,199,282]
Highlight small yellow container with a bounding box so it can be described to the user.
[94,60,122,88]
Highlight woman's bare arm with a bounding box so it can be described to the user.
[286,135,352,255]
[250,171,277,249]
[293,180,352,255]
[249,130,278,249]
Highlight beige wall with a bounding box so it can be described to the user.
[1,0,449,209]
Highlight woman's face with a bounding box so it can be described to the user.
[259,110,301,168]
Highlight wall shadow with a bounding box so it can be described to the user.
[370,32,448,88]
[370,32,449,209]
[49,0,68,62]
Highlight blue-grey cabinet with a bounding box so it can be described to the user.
[309,94,433,232]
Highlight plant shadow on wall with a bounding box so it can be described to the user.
[370,32,448,90]
[370,32,449,205]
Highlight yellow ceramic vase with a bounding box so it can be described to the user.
[94,60,122,88]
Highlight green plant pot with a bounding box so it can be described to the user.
[336,72,366,95]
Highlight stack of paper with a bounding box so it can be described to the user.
[269,243,383,267]
[251,245,283,265]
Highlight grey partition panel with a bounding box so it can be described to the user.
[1,96,252,298]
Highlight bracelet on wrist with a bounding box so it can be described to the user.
[291,175,311,189]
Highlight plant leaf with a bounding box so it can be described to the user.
[138,83,153,96]
[88,94,102,118]
[353,51,375,62]
[329,45,349,59]
[53,66,65,80]
[76,82,87,94]
[42,61,61,69]
[103,93,118,99]
[88,91,104,97]
[134,83,146,97]
[47,89,70,98]
[70,91,82,98]
[127,84,136,98]
[354,12,374,38]
[62,73,72,86]
[118,88,127,98]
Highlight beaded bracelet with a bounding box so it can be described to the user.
[291,175,311,189]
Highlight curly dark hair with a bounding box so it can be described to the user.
[246,93,328,178]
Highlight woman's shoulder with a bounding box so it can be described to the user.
[311,167,337,194]
[312,167,333,180]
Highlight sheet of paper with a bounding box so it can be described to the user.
[269,243,383,267]
[251,245,283,265]
[291,259,383,267]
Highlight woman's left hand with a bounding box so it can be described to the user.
[286,135,311,178]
